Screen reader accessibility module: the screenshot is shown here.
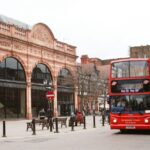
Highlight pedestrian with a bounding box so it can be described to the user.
[101,109,105,126]
[38,108,46,120]
[47,107,53,121]
[47,107,53,130]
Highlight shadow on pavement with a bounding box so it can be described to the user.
[115,130,150,135]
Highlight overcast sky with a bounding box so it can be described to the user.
[1,0,150,61]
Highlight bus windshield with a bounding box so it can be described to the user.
[112,61,149,78]
[111,95,150,114]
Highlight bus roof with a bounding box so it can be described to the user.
[111,58,149,64]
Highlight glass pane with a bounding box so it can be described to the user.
[112,60,149,78]
[0,57,26,81]
[0,61,5,79]
[18,70,25,81]
[6,57,17,69]
[6,58,17,80]
[130,61,149,77]
[58,68,73,87]
[32,64,52,84]
[37,64,45,73]
[112,62,129,78]
[0,87,5,118]
[18,62,25,81]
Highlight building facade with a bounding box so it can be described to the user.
[130,45,150,58]
[0,15,78,119]
[79,55,127,113]
[77,55,109,114]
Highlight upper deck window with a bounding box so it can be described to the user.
[112,61,149,78]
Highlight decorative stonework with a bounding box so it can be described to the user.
[0,38,11,50]
[13,42,27,52]
[42,51,53,59]
[14,27,27,38]
[67,57,74,63]
[55,54,65,60]
[30,24,54,48]
[0,23,10,33]
[29,46,41,57]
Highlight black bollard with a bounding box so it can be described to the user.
[102,114,105,126]
[93,115,96,128]
[55,118,59,133]
[49,118,53,132]
[2,121,6,137]
[71,116,74,131]
[32,119,36,135]
[83,116,86,129]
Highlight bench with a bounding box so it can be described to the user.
[53,117,67,128]
[26,122,33,131]
[26,118,49,131]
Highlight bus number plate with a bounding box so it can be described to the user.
[125,126,135,129]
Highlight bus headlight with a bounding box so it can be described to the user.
[145,119,149,123]
[113,118,117,123]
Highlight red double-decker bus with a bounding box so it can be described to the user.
[109,58,150,131]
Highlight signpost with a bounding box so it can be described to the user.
[46,91,55,101]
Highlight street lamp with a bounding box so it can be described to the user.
[43,79,54,91]
[43,79,54,110]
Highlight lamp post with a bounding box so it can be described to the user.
[43,79,55,132]
[43,79,54,110]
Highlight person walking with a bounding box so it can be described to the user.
[47,107,53,131]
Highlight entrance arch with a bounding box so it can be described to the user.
[31,63,53,117]
[0,57,26,118]
[57,68,74,116]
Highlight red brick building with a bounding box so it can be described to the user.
[79,55,128,112]
[0,15,78,119]
[130,45,150,58]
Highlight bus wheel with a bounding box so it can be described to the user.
[120,129,126,133]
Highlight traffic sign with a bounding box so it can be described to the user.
[46,91,55,101]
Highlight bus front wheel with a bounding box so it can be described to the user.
[120,129,126,133]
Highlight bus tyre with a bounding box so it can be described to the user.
[120,129,126,133]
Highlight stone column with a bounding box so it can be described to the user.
[26,75,32,119]
[74,86,78,110]
[53,78,58,117]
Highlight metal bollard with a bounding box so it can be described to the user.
[71,116,74,131]
[2,121,6,137]
[55,118,59,133]
[32,119,36,135]
[93,115,96,128]
[102,115,105,126]
[49,118,53,132]
[83,116,86,129]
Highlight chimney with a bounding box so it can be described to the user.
[81,55,89,64]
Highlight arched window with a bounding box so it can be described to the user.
[0,57,26,118]
[32,64,52,84]
[57,68,74,87]
[0,57,25,81]
[57,68,74,116]
[31,64,53,117]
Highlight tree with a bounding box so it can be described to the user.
[76,63,101,113]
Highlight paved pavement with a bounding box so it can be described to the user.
[0,115,109,140]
